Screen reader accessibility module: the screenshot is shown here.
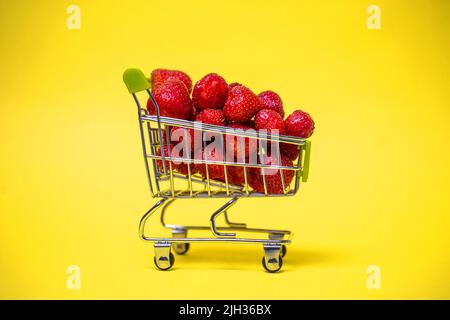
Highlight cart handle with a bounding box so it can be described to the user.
[123,68,169,175]
[123,68,151,93]
[301,140,311,182]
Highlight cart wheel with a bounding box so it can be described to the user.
[173,243,190,255]
[262,255,283,273]
[154,252,175,271]
[280,245,287,258]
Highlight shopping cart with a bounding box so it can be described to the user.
[123,68,311,272]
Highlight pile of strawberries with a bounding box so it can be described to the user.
[147,68,315,194]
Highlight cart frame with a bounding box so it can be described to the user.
[123,68,311,272]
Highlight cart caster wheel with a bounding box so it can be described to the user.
[154,252,175,271]
[173,243,190,255]
[262,255,283,273]
[280,245,287,258]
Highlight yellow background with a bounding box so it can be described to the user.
[1,0,449,299]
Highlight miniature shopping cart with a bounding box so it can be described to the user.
[123,68,311,272]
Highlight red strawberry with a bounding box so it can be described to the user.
[223,85,260,123]
[146,97,157,115]
[176,162,196,176]
[195,109,226,126]
[195,147,226,181]
[246,119,255,128]
[258,90,284,118]
[226,165,249,186]
[280,143,300,161]
[151,68,193,93]
[191,106,198,120]
[148,79,192,120]
[156,145,177,173]
[192,73,228,110]
[225,123,257,162]
[285,110,315,138]
[156,144,169,170]
[228,119,255,128]
[195,109,227,154]
[254,109,286,135]
[228,82,242,90]
[249,154,295,194]
[159,125,173,144]
[170,126,195,154]
[171,147,196,176]
[156,144,195,176]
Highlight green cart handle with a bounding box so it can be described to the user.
[123,68,151,93]
[301,140,311,182]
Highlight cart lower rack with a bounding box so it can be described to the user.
[123,68,312,272]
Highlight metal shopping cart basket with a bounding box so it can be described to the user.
[123,68,311,272]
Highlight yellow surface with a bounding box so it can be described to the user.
[0,0,449,299]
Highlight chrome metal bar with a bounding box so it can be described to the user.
[204,144,212,197]
[294,145,303,193]
[159,198,181,230]
[142,236,291,244]
[169,162,175,197]
[163,224,291,235]
[146,89,167,175]
[224,211,247,228]
[237,135,250,195]
[132,93,154,196]
[262,167,268,195]
[277,144,287,194]
[187,162,193,197]
[183,129,194,197]
[223,165,230,196]
[139,198,170,241]
[157,190,297,198]
[243,167,250,195]
[145,120,161,195]
[142,115,305,145]
[210,198,239,237]
[144,197,292,244]
[172,173,243,190]
[148,154,301,171]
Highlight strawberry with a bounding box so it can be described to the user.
[223,85,260,123]
[197,110,226,152]
[148,79,192,120]
[249,154,295,194]
[151,68,193,93]
[226,165,249,186]
[176,162,195,176]
[225,123,257,162]
[170,126,195,155]
[285,110,315,138]
[173,150,196,176]
[258,90,284,118]
[228,119,255,128]
[195,109,227,154]
[254,109,286,135]
[195,109,226,126]
[170,113,225,158]
[228,82,242,90]
[156,145,177,173]
[280,143,300,161]
[246,119,255,128]
[146,97,157,115]
[156,144,195,176]
[192,73,228,110]
[195,147,226,181]
[191,105,198,120]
